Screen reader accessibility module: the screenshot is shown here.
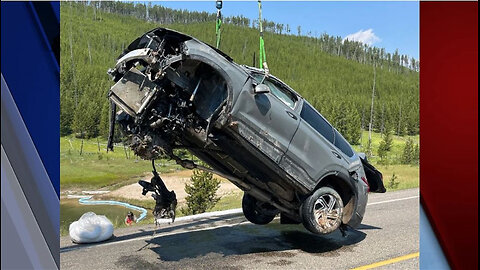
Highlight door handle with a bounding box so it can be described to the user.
[286,111,297,120]
[332,151,341,159]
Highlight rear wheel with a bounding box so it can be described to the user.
[300,187,343,234]
[242,193,277,225]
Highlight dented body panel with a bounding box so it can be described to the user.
[107,28,384,229]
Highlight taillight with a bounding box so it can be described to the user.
[361,176,370,192]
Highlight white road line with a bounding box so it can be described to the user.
[61,194,419,253]
[367,196,419,206]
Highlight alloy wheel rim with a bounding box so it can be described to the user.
[313,194,342,230]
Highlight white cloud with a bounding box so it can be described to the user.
[343,29,381,45]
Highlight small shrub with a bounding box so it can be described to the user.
[401,138,415,164]
[366,139,373,158]
[182,166,221,215]
[387,173,400,190]
[380,129,394,151]
[377,145,389,165]
[377,129,393,164]
[413,143,420,165]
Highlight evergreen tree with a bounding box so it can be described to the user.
[99,100,111,138]
[183,167,221,215]
[413,143,420,165]
[380,128,394,151]
[401,138,415,164]
[377,128,393,164]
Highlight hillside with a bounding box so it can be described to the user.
[60,3,419,145]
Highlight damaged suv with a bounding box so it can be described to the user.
[107,28,385,235]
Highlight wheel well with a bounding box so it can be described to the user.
[316,175,356,224]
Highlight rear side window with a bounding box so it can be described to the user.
[334,130,354,157]
[301,103,354,157]
[300,103,334,144]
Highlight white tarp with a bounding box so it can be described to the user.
[69,212,114,244]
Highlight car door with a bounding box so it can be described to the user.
[283,101,351,189]
[230,73,300,164]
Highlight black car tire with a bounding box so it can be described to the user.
[301,187,344,235]
[242,193,276,225]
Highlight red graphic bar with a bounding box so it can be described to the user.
[420,2,478,269]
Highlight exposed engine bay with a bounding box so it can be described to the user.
[108,51,228,161]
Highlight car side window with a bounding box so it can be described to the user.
[252,74,296,109]
[334,130,354,157]
[300,103,334,144]
[264,79,297,109]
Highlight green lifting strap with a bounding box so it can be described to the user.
[258,0,268,71]
[215,1,222,49]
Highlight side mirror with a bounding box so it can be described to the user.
[254,84,270,94]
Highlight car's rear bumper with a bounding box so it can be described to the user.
[348,175,369,228]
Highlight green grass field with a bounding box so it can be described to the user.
[352,130,419,190]
[60,136,183,190]
[376,164,419,190]
[352,130,419,161]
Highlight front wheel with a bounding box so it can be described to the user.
[242,193,277,225]
[300,187,344,234]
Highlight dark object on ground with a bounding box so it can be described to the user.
[138,161,177,222]
[107,28,385,234]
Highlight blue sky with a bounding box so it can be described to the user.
[149,1,419,59]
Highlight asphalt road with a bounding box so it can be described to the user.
[60,188,419,270]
